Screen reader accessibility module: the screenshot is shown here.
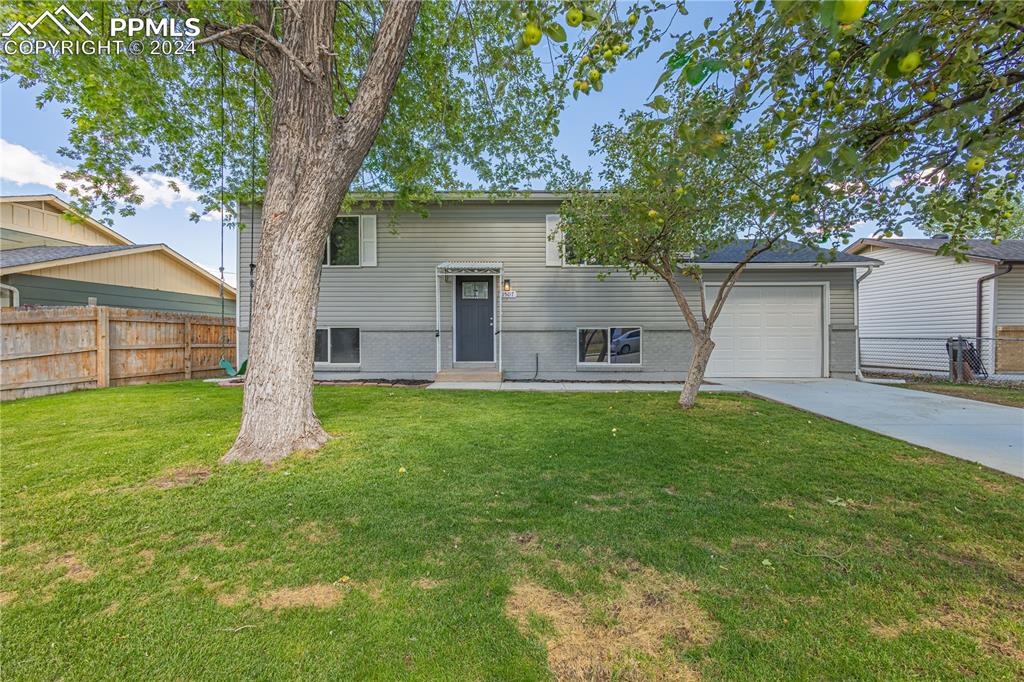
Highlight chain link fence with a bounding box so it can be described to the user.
[858,336,1024,383]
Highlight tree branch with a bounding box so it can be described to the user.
[194,22,317,81]
[335,0,421,161]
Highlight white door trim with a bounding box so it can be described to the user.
[452,274,497,365]
[702,281,830,378]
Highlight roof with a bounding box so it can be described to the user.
[0,194,132,245]
[0,244,144,269]
[696,239,880,266]
[436,261,503,273]
[1,244,236,297]
[846,238,1024,264]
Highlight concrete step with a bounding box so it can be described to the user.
[435,368,503,382]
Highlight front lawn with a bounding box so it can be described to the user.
[2,383,1021,679]
[901,380,1024,408]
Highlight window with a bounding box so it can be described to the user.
[314,327,360,364]
[577,327,641,365]
[461,281,488,299]
[562,233,598,266]
[324,217,360,266]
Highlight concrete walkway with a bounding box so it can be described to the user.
[719,379,1024,478]
[427,381,741,393]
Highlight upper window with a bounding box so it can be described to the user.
[578,327,641,365]
[314,327,360,364]
[324,217,360,266]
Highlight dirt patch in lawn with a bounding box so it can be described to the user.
[147,465,211,490]
[0,591,16,606]
[506,565,714,681]
[217,586,251,607]
[46,553,96,583]
[257,583,345,610]
[412,577,443,590]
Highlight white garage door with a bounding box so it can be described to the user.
[706,285,824,378]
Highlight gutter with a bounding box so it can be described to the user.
[854,265,877,381]
[976,264,1014,338]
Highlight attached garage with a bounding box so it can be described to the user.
[706,284,826,378]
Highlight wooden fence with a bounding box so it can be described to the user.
[1,305,235,401]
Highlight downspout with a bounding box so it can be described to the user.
[977,264,1013,338]
[854,265,876,381]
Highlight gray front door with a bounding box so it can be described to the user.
[455,276,494,362]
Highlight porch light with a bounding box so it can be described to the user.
[503,278,511,292]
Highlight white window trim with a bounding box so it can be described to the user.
[0,283,20,307]
[322,215,364,269]
[575,326,644,367]
[313,326,362,368]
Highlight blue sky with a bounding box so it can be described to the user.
[0,2,900,284]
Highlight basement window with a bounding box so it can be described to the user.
[577,327,642,365]
[315,327,360,365]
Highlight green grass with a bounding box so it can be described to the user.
[2,382,1022,680]
[901,380,1024,408]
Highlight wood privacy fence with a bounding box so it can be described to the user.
[1,305,235,401]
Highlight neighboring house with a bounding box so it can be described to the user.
[0,195,236,315]
[238,195,879,381]
[846,237,1024,375]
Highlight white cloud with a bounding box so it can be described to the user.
[185,205,222,223]
[0,138,199,209]
[134,173,200,208]
[0,139,66,187]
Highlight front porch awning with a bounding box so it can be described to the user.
[436,261,503,275]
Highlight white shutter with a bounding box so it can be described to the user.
[545,214,562,267]
[359,215,377,267]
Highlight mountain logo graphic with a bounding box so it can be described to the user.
[3,5,94,37]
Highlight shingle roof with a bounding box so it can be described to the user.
[853,238,1024,262]
[697,239,877,264]
[0,244,147,269]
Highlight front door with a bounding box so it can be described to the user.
[455,276,494,362]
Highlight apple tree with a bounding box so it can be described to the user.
[555,89,884,407]
[658,0,1023,254]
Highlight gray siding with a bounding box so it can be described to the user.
[238,201,857,379]
[2,273,236,316]
[995,271,1024,326]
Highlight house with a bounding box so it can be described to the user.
[0,194,236,315]
[236,195,880,381]
[845,237,1024,375]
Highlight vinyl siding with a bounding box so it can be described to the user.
[0,200,126,246]
[24,248,233,300]
[857,245,995,337]
[237,201,857,376]
[2,273,235,316]
[995,271,1024,326]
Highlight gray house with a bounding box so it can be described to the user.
[237,195,879,381]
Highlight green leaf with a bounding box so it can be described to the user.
[544,22,567,43]
[646,95,670,113]
[667,51,691,70]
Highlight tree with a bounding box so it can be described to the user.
[1,0,655,463]
[657,0,1023,256]
[556,89,882,407]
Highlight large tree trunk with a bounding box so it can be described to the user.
[679,333,715,409]
[222,0,420,464]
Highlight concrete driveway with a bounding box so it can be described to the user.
[719,379,1024,478]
